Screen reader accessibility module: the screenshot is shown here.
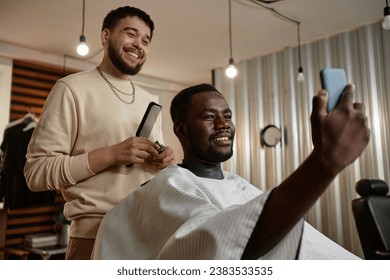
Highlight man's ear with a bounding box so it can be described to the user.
[173,121,186,141]
[101,28,109,46]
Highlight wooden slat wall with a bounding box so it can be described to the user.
[5,205,59,246]
[8,59,77,213]
[10,60,76,121]
[0,60,76,259]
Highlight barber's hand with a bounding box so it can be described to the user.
[147,145,175,169]
[113,136,160,166]
[310,84,370,175]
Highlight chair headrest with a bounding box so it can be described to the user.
[356,179,389,197]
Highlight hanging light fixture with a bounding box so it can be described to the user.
[76,0,89,56]
[296,22,304,83]
[249,1,304,82]
[383,0,390,30]
[225,0,237,79]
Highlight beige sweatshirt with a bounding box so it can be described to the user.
[24,68,163,239]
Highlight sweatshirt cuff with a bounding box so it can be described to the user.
[69,153,95,183]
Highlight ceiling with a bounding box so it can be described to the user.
[0,0,385,86]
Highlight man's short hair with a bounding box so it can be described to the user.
[170,83,222,123]
[102,6,155,40]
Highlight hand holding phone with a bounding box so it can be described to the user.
[320,68,348,112]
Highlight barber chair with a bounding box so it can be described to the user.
[352,179,390,260]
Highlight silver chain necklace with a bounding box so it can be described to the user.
[97,66,135,105]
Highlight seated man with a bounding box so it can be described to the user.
[92,83,369,260]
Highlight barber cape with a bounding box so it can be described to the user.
[92,165,359,260]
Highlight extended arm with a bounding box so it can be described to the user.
[242,85,370,259]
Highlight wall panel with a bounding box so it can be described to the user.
[9,60,75,121]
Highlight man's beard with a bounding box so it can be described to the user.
[187,132,234,163]
[107,39,143,75]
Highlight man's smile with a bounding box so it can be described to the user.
[124,48,141,60]
[212,133,233,145]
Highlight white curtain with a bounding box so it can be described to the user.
[213,21,390,258]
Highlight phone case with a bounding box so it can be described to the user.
[136,102,162,138]
[320,68,347,112]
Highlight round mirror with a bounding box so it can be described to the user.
[261,125,281,147]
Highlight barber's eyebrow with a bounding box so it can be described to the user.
[123,27,151,41]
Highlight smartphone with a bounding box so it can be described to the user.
[320,68,347,112]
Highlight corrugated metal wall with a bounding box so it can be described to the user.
[213,22,390,258]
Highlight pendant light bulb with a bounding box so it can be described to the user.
[297,66,304,83]
[295,21,304,83]
[226,58,237,78]
[77,35,89,56]
[76,0,89,56]
[225,0,237,79]
[383,5,390,30]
